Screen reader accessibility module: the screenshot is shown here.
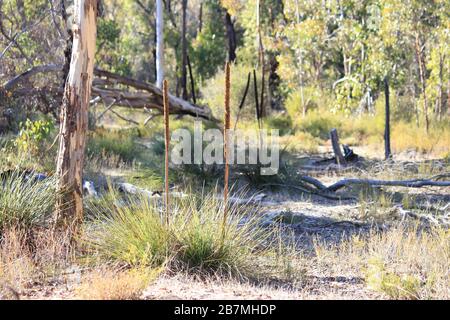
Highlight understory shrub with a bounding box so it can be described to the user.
[87,129,141,163]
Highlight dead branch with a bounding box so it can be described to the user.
[325,178,450,192]
[108,108,139,125]
[266,174,450,201]
[2,64,216,121]
[262,183,356,201]
[2,64,61,91]
[96,98,118,121]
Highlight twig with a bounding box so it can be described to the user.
[253,69,261,130]
[96,98,118,121]
[234,71,251,130]
[109,108,139,125]
[187,55,196,104]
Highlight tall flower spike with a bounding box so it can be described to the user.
[222,61,231,240]
[163,79,170,225]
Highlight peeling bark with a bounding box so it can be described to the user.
[55,0,99,232]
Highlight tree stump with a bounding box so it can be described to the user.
[330,128,346,165]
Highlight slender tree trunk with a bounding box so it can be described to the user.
[156,0,164,88]
[224,11,236,62]
[384,77,392,160]
[330,129,346,165]
[294,0,305,116]
[55,0,99,232]
[415,33,429,133]
[198,2,203,33]
[222,62,231,241]
[187,55,196,104]
[256,0,266,117]
[153,31,157,82]
[447,80,450,116]
[181,0,188,100]
[163,80,170,225]
[437,53,444,121]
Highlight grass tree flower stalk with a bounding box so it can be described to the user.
[163,79,170,226]
[222,62,231,241]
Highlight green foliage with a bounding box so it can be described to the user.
[96,18,132,76]
[87,129,141,163]
[365,257,421,299]
[14,119,54,155]
[191,0,228,81]
[97,19,121,44]
[296,110,342,140]
[263,115,293,136]
[200,63,261,122]
[0,170,56,231]
[285,87,330,119]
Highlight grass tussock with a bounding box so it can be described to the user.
[0,228,36,298]
[0,226,74,299]
[0,170,56,231]
[83,190,273,276]
[87,129,142,164]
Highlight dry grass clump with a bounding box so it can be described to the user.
[278,131,320,154]
[0,228,36,298]
[75,266,160,300]
[0,227,78,299]
[392,120,450,157]
[312,225,449,299]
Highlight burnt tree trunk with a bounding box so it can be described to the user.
[198,2,203,33]
[224,11,236,62]
[330,128,346,165]
[55,0,99,232]
[256,0,266,118]
[384,77,392,160]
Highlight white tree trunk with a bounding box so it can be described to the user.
[55,0,98,231]
[156,0,165,89]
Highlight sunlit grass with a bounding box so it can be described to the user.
[0,170,56,231]
[83,189,274,276]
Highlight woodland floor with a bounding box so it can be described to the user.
[8,145,448,300]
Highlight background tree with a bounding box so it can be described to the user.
[156,0,164,88]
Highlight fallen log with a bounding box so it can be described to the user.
[325,177,450,192]
[1,64,216,121]
[268,174,450,201]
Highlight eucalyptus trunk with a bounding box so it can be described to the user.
[55,0,99,232]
